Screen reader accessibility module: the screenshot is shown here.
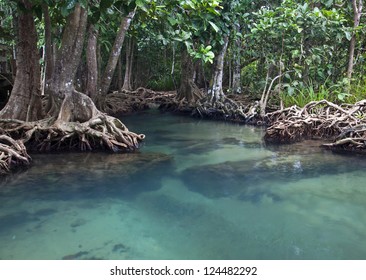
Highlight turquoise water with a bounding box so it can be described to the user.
[0,110,366,260]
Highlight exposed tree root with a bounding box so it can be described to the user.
[1,88,147,174]
[192,94,261,124]
[0,134,31,174]
[0,114,145,155]
[99,87,176,115]
[264,99,366,152]
[323,125,366,153]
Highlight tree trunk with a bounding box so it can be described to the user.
[177,48,202,103]
[0,0,42,121]
[193,60,207,89]
[86,24,99,100]
[0,2,144,162]
[99,9,136,96]
[209,35,229,103]
[42,4,54,88]
[347,0,363,80]
[117,57,123,90]
[122,37,134,91]
[232,25,242,94]
[45,3,98,123]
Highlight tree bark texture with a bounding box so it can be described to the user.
[209,35,229,103]
[347,0,363,80]
[42,4,54,86]
[0,2,144,166]
[100,9,136,96]
[232,25,242,94]
[46,4,95,123]
[177,48,202,102]
[122,37,134,91]
[117,57,123,90]
[0,0,42,121]
[86,24,99,100]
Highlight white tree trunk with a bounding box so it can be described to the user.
[347,0,363,80]
[209,35,229,103]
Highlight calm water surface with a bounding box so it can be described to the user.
[0,110,366,260]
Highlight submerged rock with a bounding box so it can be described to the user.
[180,151,362,201]
[0,152,174,200]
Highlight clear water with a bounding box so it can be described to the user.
[1,110,366,260]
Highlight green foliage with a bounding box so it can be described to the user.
[281,82,331,107]
[343,79,366,104]
[237,0,366,106]
[146,76,176,91]
[0,1,16,45]
[190,45,215,64]
[280,79,352,107]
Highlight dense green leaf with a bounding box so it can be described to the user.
[208,20,220,32]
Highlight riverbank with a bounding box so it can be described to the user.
[2,112,366,260]
[1,89,366,175]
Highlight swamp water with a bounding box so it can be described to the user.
[0,110,366,260]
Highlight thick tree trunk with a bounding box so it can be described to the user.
[86,24,99,100]
[100,9,136,96]
[193,60,207,89]
[347,0,363,80]
[46,4,94,122]
[209,35,229,103]
[0,0,42,121]
[0,2,144,170]
[177,48,202,103]
[122,37,134,91]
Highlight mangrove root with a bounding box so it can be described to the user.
[192,95,261,124]
[0,114,145,154]
[99,87,176,115]
[0,134,31,174]
[264,99,366,152]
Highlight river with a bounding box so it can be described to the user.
[0,110,365,259]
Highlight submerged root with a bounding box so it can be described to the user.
[0,134,31,174]
[264,99,366,152]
